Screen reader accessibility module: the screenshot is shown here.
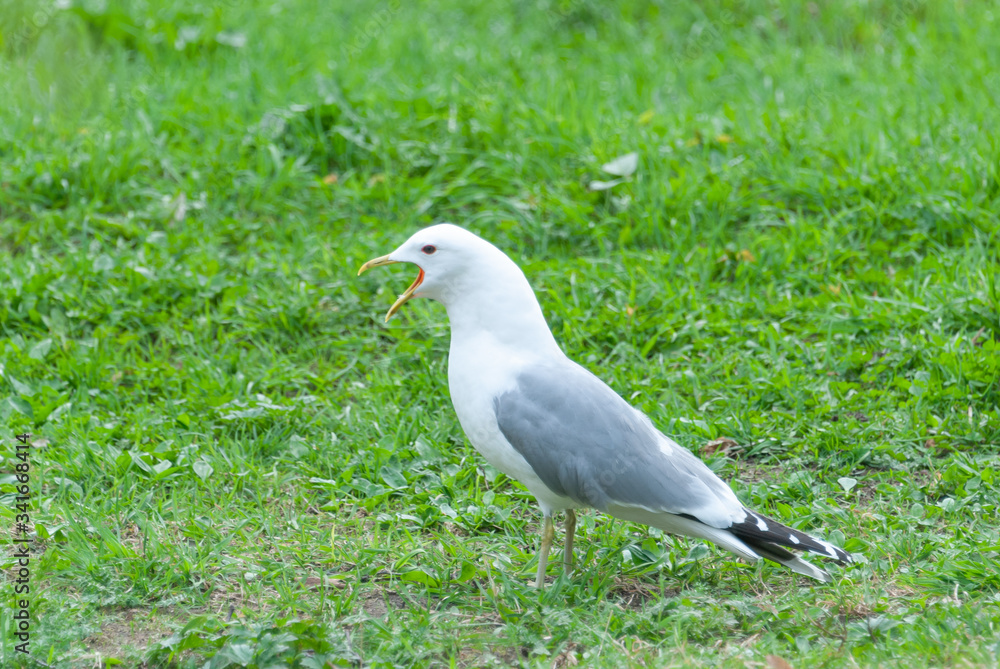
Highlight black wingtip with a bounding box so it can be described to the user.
[730,508,852,564]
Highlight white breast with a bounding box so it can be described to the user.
[447,332,576,513]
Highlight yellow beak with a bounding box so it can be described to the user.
[357,254,425,322]
[357,254,398,275]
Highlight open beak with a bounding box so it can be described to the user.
[357,254,425,322]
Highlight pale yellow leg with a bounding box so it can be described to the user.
[534,514,555,588]
[563,509,576,575]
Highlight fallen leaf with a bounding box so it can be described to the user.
[322,173,339,185]
[551,642,581,668]
[304,576,346,590]
[737,249,755,262]
[970,327,986,347]
[215,31,247,48]
[702,437,740,457]
[600,152,638,177]
[766,656,793,669]
[170,192,187,224]
[588,178,625,192]
[367,174,386,187]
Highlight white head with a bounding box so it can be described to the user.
[358,224,560,353]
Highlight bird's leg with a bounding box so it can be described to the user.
[563,509,576,575]
[535,513,555,588]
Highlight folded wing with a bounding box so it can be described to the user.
[493,359,850,581]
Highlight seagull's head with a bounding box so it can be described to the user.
[357,223,503,322]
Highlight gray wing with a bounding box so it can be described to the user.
[493,360,744,528]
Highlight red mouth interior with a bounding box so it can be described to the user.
[406,268,425,295]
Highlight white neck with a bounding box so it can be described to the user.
[441,258,562,358]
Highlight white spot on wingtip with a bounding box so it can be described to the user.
[817,539,840,559]
[754,514,768,532]
[789,534,800,544]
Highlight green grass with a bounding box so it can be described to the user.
[1,0,999,666]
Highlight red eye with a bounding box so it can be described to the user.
[421,245,437,255]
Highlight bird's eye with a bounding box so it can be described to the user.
[421,245,437,255]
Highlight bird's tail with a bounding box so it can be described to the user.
[606,503,851,583]
[727,507,852,582]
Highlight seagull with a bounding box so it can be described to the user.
[359,224,852,587]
